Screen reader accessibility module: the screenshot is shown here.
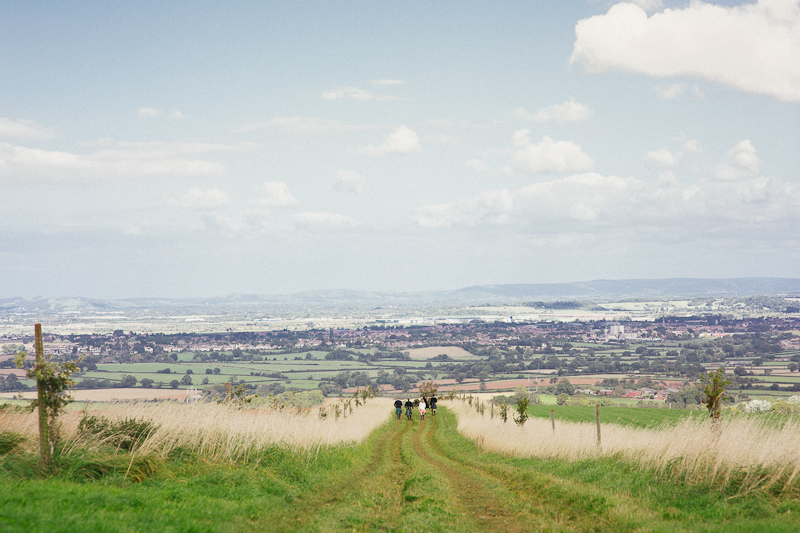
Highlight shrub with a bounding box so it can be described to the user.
[770,401,800,415]
[744,399,772,413]
[77,415,159,452]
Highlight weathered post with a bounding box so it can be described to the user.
[595,404,601,446]
[226,382,231,401]
[34,323,50,470]
[550,409,555,432]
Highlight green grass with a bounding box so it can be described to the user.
[527,404,705,429]
[1,408,798,531]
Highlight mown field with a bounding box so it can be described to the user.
[1,402,799,532]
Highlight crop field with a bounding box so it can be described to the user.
[405,346,478,359]
[2,401,799,532]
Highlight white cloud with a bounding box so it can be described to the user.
[728,139,760,173]
[713,139,761,180]
[0,141,236,181]
[359,126,421,157]
[292,211,360,231]
[645,148,680,168]
[413,169,800,234]
[369,79,405,86]
[0,117,55,139]
[655,83,685,100]
[333,169,366,194]
[253,182,298,208]
[165,187,229,209]
[515,99,592,122]
[168,110,185,119]
[322,86,401,101]
[571,0,800,102]
[683,139,702,154]
[511,130,593,174]
[414,190,514,229]
[137,107,161,117]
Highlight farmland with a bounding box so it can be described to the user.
[3,308,800,410]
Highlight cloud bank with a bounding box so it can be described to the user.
[571,0,800,101]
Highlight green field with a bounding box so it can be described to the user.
[1,407,797,532]
[528,404,705,429]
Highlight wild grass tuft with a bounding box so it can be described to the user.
[451,402,800,495]
[0,397,393,481]
[0,431,26,455]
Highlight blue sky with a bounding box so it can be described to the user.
[1,0,798,298]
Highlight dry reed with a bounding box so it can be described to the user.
[451,402,800,494]
[1,398,393,462]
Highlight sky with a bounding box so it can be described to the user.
[1,0,799,299]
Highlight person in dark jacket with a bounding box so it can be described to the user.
[404,398,414,420]
[394,398,403,419]
[430,395,437,415]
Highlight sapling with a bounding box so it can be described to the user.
[514,397,530,426]
[15,325,83,473]
[700,368,730,421]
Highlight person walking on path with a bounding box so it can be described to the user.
[430,395,437,415]
[418,398,427,420]
[404,398,414,420]
[394,398,403,419]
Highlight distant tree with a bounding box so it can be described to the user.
[120,375,137,388]
[169,380,180,389]
[213,368,221,375]
[554,378,575,396]
[205,368,213,374]
[202,377,209,385]
[789,363,798,373]
[140,378,154,388]
[180,375,193,386]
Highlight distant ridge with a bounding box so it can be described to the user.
[1,278,798,314]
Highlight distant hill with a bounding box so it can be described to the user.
[1,278,798,315]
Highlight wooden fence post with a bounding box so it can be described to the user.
[34,323,50,470]
[226,382,231,401]
[595,404,601,446]
[550,409,555,432]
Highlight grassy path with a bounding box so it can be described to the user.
[256,407,799,532]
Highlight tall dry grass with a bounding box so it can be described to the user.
[450,402,800,494]
[1,398,393,462]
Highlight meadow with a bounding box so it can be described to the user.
[2,399,800,531]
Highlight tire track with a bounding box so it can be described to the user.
[430,406,659,531]
[410,414,530,532]
[272,416,412,531]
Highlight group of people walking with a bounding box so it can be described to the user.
[394,395,437,420]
